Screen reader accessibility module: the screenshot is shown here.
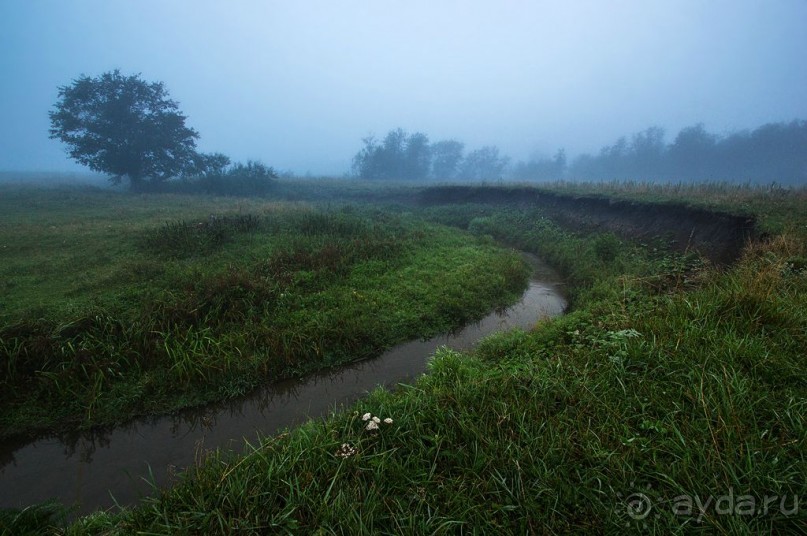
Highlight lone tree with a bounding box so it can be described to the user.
[49,70,199,190]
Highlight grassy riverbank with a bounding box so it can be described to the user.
[534,179,807,235]
[5,181,807,534]
[0,185,529,439]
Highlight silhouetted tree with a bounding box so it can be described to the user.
[380,128,408,178]
[352,128,432,180]
[352,135,382,179]
[512,149,566,181]
[403,132,432,180]
[192,160,277,196]
[569,120,807,183]
[599,136,629,179]
[49,70,199,191]
[629,127,666,178]
[743,120,807,183]
[431,140,465,179]
[667,124,716,180]
[192,152,231,177]
[458,146,510,180]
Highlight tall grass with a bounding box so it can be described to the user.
[63,194,807,534]
[533,179,807,235]
[1,190,530,439]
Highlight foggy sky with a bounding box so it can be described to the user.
[2,0,806,176]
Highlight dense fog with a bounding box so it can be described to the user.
[352,121,807,184]
[1,0,806,182]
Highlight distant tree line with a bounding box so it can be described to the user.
[53,72,805,188]
[511,121,807,185]
[352,128,509,180]
[511,149,567,181]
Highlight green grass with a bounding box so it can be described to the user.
[4,180,806,533]
[530,179,807,236]
[0,185,529,438]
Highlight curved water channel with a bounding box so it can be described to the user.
[0,254,566,516]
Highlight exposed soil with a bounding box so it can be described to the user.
[417,185,758,265]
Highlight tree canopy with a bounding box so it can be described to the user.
[566,120,807,184]
[49,70,199,190]
[431,140,465,180]
[458,146,510,180]
[352,129,433,180]
[352,128,509,181]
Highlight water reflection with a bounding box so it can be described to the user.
[0,255,566,515]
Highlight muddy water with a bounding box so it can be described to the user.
[0,255,566,516]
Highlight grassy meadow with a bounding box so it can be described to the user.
[1,179,805,534]
[0,184,530,439]
[531,179,807,236]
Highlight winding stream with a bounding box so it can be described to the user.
[0,254,566,516]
